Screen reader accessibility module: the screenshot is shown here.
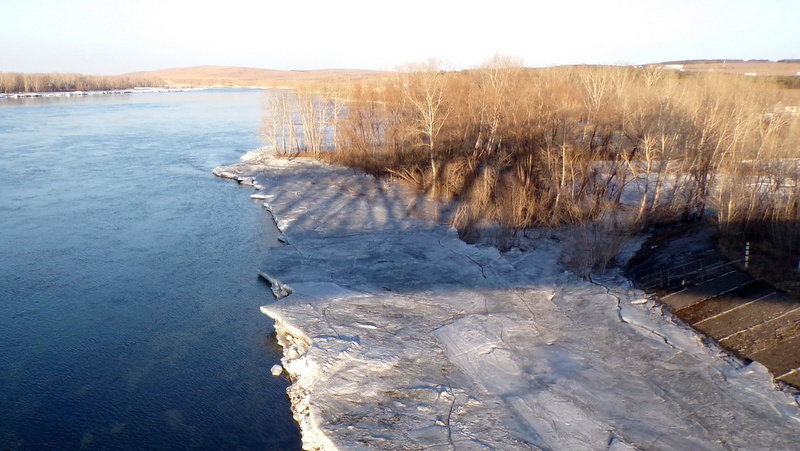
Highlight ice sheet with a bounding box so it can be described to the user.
[216,157,800,450]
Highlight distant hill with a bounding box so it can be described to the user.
[124,66,390,88]
[126,63,800,89]
[655,60,800,76]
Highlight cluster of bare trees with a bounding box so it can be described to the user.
[260,86,345,158]
[0,72,161,93]
[262,59,800,260]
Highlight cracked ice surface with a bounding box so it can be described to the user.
[217,157,800,450]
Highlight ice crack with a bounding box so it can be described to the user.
[438,238,487,279]
[590,278,678,351]
[588,278,628,324]
[441,369,457,451]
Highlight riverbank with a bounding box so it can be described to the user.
[626,223,800,389]
[216,154,800,450]
[0,87,202,99]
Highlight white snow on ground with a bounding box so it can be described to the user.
[216,156,800,450]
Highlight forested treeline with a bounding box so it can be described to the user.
[0,72,162,93]
[263,59,800,269]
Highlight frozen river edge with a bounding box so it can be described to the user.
[215,155,800,450]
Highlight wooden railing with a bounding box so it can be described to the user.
[639,258,745,291]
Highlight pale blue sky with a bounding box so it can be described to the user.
[1,0,798,74]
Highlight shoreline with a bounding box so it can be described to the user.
[0,87,204,100]
[215,152,800,450]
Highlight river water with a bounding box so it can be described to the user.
[0,90,301,449]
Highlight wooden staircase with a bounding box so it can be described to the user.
[640,260,800,387]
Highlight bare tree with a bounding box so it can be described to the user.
[471,55,523,157]
[402,61,451,197]
[296,86,326,157]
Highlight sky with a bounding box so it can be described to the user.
[1,0,798,75]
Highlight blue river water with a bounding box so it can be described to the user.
[0,90,301,449]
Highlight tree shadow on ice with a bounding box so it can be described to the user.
[228,161,800,450]
[247,161,622,296]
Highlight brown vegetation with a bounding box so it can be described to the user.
[262,59,800,275]
[669,60,800,77]
[0,72,161,93]
[126,66,389,89]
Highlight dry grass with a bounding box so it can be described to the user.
[125,66,389,88]
[263,60,800,274]
[565,216,638,278]
[676,61,800,77]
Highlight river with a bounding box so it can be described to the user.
[0,89,301,449]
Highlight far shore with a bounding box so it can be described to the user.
[0,86,204,99]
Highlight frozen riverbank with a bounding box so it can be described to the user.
[0,87,202,99]
[216,155,800,450]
